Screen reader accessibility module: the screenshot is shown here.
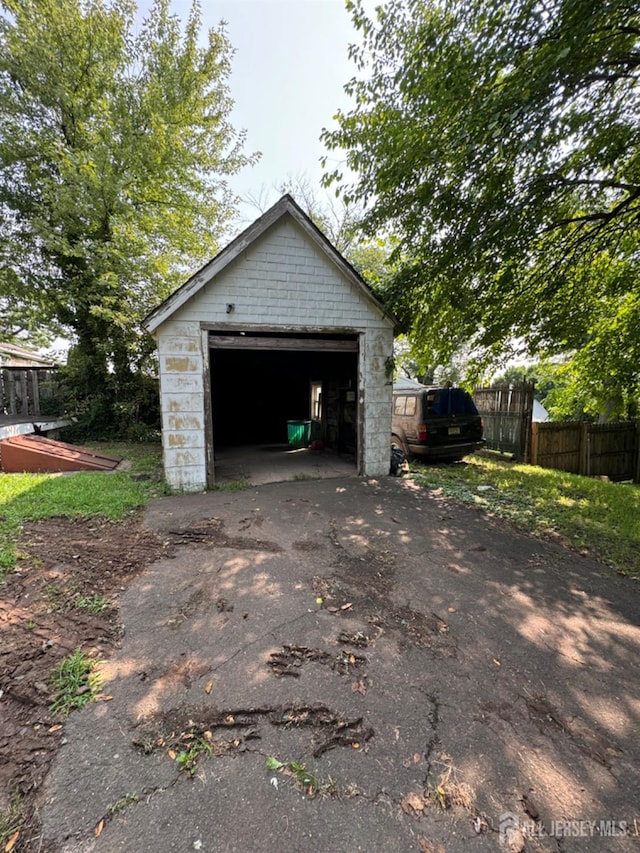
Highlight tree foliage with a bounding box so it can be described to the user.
[322,0,640,417]
[0,0,256,431]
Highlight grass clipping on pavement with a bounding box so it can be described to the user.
[410,455,640,577]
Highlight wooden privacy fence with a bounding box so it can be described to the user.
[530,420,640,482]
[472,383,535,460]
[0,368,63,418]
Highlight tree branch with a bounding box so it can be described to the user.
[553,189,640,227]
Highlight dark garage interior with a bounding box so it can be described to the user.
[209,336,359,453]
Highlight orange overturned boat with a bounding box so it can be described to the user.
[0,434,122,473]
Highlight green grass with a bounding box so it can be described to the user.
[0,441,163,574]
[82,440,164,478]
[49,649,102,716]
[409,455,640,577]
[0,792,23,850]
[75,593,109,613]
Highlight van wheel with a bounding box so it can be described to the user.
[391,434,408,458]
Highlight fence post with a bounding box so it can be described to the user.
[20,370,29,416]
[579,423,589,476]
[530,421,539,466]
[7,371,16,415]
[31,370,41,416]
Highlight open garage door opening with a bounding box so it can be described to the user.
[208,331,360,484]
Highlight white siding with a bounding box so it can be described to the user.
[174,218,387,330]
[154,214,394,492]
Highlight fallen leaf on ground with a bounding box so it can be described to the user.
[168,749,176,760]
[340,602,353,610]
[352,680,367,695]
[95,820,104,838]
[413,753,422,764]
[48,724,63,733]
[493,658,501,666]
[5,831,19,852]
[401,792,426,815]
[204,681,213,695]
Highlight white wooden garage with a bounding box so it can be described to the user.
[143,195,395,492]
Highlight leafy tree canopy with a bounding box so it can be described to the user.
[0,0,256,414]
[322,0,640,417]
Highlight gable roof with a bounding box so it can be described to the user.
[143,194,395,334]
[0,342,57,368]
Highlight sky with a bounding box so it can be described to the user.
[164,0,372,222]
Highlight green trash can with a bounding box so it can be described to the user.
[287,420,311,448]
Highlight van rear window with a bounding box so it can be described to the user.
[424,388,479,416]
[394,395,417,416]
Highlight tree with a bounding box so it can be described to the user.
[0,0,256,431]
[322,0,640,418]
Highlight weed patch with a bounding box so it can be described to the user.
[265,756,338,798]
[108,793,141,815]
[213,477,251,491]
[49,650,102,716]
[0,792,23,851]
[75,593,109,614]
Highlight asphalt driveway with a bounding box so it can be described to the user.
[40,476,640,852]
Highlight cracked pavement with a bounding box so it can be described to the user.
[39,476,640,852]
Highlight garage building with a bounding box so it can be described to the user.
[143,195,395,492]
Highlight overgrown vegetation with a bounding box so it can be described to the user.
[0,441,162,575]
[409,455,640,577]
[49,650,102,716]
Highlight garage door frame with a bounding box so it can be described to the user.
[201,323,363,487]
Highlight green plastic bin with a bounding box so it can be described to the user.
[287,419,311,448]
[310,420,322,442]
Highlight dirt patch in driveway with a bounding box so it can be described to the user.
[0,515,169,851]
